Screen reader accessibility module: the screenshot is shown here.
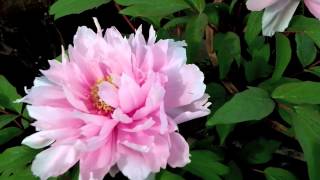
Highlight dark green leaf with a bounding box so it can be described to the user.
[272,81,320,104]
[204,4,219,26]
[185,0,205,13]
[245,11,263,45]
[0,75,22,113]
[291,105,320,180]
[163,16,191,29]
[207,87,275,126]
[225,161,243,180]
[116,0,190,26]
[0,114,19,129]
[306,66,320,77]
[216,124,235,145]
[184,150,229,180]
[49,0,111,20]
[0,146,39,178]
[259,77,300,93]
[241,138,281,164]
[229,0,238,14]
[185,13,208,63]
[156,170,184,180]
[206,83,227,113]
[0,127,23,145]
[289,15,320,48]
[295,33,317,67]
[272,33,292,81]
[264,167,298,180]
[214,32,241,79]
[244,56,273,82]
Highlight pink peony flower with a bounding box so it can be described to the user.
[246,0,320,36]
[20,18,210,180]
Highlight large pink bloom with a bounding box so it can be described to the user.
[246,0,320,36]
[20,19,210,180]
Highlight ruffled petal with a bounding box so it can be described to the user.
[31,145,79,180]
[168,132,190,167]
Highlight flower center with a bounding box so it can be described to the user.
[90,76,114,113]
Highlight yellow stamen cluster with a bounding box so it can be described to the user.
[90,76,114,113]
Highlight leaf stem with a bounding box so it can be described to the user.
[114,3,135,32]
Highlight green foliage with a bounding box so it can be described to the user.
[0,75,22,113]
[213,32,241,78]
[295,33,317,67]
[245,11,263,45]
[156,170,184,180]
[0,146,39,179]
[272,81,320,104]
[50,0,111,20]
[264,167,298,180]
[185,13,208,63]
[207,87,275,126]
[272,33,292,81]
[240,138,281,164]
[115,0,191,26]
[291,105,320,180]
[184,150,229,180]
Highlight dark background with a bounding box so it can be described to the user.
[0,0,142,95]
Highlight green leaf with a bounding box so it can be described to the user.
[216,124,235,145]
[214,32,241,79]
[225,161,243,180]
[156,170,184,180]
[241,138,281,164]
[185,13,208,63]
[0,146,39,178]
[204,4,219,26]
[245,11,263,45]
[0,75,22,113]
[229,0,238,14]
[291,105,320,180]
[49,0,111,20]
[264,167,298,180]
[0,127,23,145]
[184,150,229,180]
[272,33,292,81]
[289,15,320,48]
[0,114,19,129]
[306,66,320,77]
[207,87,275,126]
[206,83,227,113]
[185,0,205,13]
[272,81,320,104]
[163,16,191,29]
[116,0,190,26]
[295,33,317,67]
[259,77,300,93]
[244,56,273,82]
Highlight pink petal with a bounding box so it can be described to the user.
[98,81,119,108]
[133,83,165,120]
[31,145,79,180]
[118,74,145,113]
[305,0,320,19]
[168,133,190,168]
[246,0,278,11]
[117,155,151,180]
[165,64,205,108]
[112,108,132,123]
[168,94,211,124]
[79,135,116,180]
